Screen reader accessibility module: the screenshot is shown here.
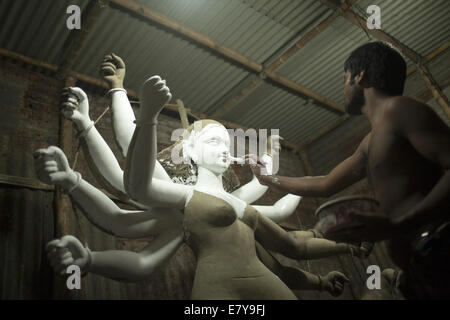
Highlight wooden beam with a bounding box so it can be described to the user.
[0,48,304,152]
[53,76,79,299]
[266,0,358,73]
[109,0,262,73]
[264,70,345,113]
[417,65,450,118]
[176,99,190,129]
[407,41,449,76]
[57,1,106,76]
[109,0,344,116]
[0,173,54,191]
[320,0,450,119]
[211,0,358,118]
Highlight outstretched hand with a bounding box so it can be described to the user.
[246,154,271,184]
[322,271,350,297]
[46,235,90,275]
[33,146,78,190]
[101,53,126,89]
[61,87,91,130]
[138,75,172,123]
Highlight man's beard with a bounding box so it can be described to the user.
[345,86,365,115]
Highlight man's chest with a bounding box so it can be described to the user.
[366,128,406,176]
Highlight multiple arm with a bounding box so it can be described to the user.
[124,76,188,209]
[34,146,182,239]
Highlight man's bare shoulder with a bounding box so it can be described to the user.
[384,96,437,127]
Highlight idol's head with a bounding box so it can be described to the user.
[182,120,231,175]
[344,41,407,115]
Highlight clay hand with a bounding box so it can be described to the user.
[61,87,92,130]
[247,154,272,185]
[348,241,374,258]
[138,75,172,122]
[322,271,350,297]
[46,235,90,275]
[101,53,126,89]
[33,146,78,190]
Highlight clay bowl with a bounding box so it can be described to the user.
[315,196,379,242]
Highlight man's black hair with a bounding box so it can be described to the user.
[344,41,407,96]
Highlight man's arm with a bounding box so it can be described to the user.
[254,135,368,197]
[392,99,450,228]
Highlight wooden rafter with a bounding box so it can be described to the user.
[57,1,106,76]
[108,0,345,115]
[0,47,302,152]
[211,1,359,118]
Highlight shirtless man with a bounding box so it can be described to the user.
[252,42,450,299]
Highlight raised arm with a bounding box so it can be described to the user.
[34,146,182,238]
[46,230,183,282]
[252,135,369,197]
[61,87,130,201]
[100,54,172,184]
[124,76,187,209]
[101,53,134,158]
[252,194,301,223]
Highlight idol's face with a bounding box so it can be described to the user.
[344,70,365,115]
[193,125,231,175]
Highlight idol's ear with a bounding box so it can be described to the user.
[182,138,196,164]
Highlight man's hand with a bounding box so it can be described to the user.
[61,87,92,130]
[34,146,78,190]
[247,154,277,186]
[138,75,172,122]
[322,271,350,297]
[101,53,126,89]
[46,235,90,275]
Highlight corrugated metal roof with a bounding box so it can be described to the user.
[0,0,448,150]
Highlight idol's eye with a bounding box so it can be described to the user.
[206,138,220,145]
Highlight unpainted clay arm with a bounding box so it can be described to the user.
[254,212,353,260]
[109,90,172,183]
[124,76,187,209]
[231,175,268,204]
[88,228,183,282]
[252,194,301,222]
[69,176,182,238]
